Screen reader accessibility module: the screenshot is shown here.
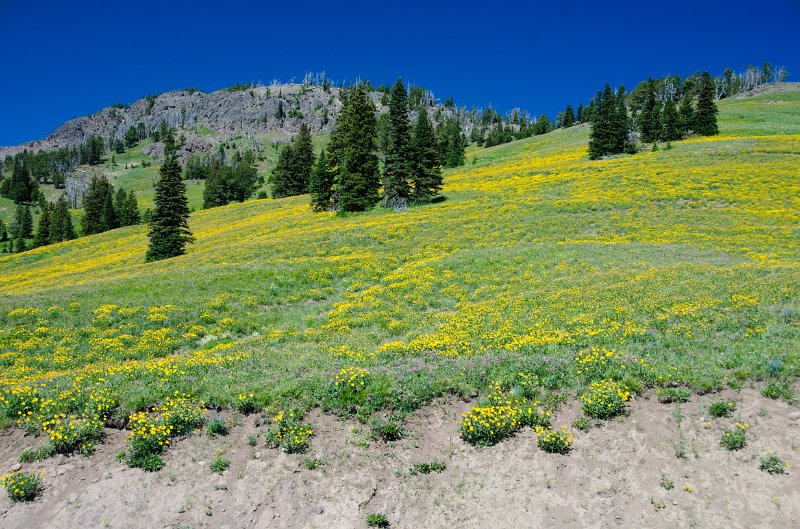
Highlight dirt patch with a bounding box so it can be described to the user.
[1,387,798,528]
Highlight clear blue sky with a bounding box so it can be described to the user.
[1,0,798,146]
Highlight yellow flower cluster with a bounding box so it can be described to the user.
[535,425,574,454]
[268,410,313,453]
[333,367,370,389]
[581,379,631,419]
[2,470,44,502]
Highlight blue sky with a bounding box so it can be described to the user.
[1,0,798,146]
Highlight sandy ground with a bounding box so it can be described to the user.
[1,386,798,529]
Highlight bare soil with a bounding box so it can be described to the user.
[1,387,798,529]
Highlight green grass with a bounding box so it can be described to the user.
[0,85,798,454]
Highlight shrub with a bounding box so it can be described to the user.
[326,367,371,410]
[581,379,631,419]
[720,422,749,450]
[762,382,795,403]
[235,393,259,414]
[19,444,55,463]
[366,513,390,527]
[42,414,104,455]
[409,461,447,475]
[708,400,736,418]
[129,452,164,472]
[210,456,230,474]
[247,434,258,447]
[571,416,591,432]
[162,395,206,435]
[459,405,523,446]
[265,410,313,454]
[760,453,788,475]
[536,426,573,454]
[2,471,44,502]
[371,418,403,441]
[657,387,691,404]
[207,417,229,436]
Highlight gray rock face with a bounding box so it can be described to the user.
[0,84,386,158]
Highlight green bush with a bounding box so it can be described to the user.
[581,380,630,419]
[2,471,44,502]
[210,456,230,474]
[409,461,447,475]
[366,513,390,527]
[536,426,573,454]
[708,400,736,418]
[19,444,55,463]
[207,417,229,436]
[129,452,165,472]
[760,453,788,475]
[762,382,795,403]
[720,422,749,450]
[371,418,403,441]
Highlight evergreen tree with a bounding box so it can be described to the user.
[309,149,334,211]
[639,77,661,143]
[121,191,141,226]
[102,185,119,230]
[146,129,194,262]
[588,85,617,159]
[4,157,36,204]
[33,203,52,247]
[577,103,584,123]
[382,79,412,208]
[438,116,466,167]
[562,105,575,128]
[203,161,233,208]
[0,219,7,242]
[50,194,76,242]
[410,109,443,203]
[231,150,260,202]
[270,124,314,198]
[336,86,380,212]
[678,91,695,133]
[660,97,681,141]
[13,204,34,239]
[15,237,27,253]
[82,176,112,235]
[694,72,719,136]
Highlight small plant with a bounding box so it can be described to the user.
[371,418,404,442]
[210,456,230,474]
[303,457,322,470]
[708,400,736,418]
[2,470,44,502]
[651,497,666,510]
[409,461,447,475]
[683,484,694,493]
[581,379,630,419]
[19,444,55,463]
[659,474,675,490]
[762,382,795,403]
[571,416,591,432]
[265,410,313,453]
[760,453,789,475]
[42,414,104,455]
[535,426,573,454]
[236,393,259,414]
[129,452,165,472]
[720,422,749,450]
[366,513,390,527]
[247,434,258,446]
[657,387,691,404]
[207,417,229,437]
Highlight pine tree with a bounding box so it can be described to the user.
[270,124,314,198]
[309,149,334,211]
[562,105,575,128]
[4,157,36,204]
[231,150,260,202]
[33,203,52,247]
[101,185,119,231]
[694,72,719,136]
[588,85,617,159]
[678,92,695,133]
[438,117,466,167]
[49,194,76,242]
[82,176,112,235]
[660,97,681,141]
[336,86,380,212]
[146,129,194,262]
[639,77,661,143]
[122,191,140,225]
[382,79,412,208]
[203,162,233,208]
[410,109,443,203]
[577,103,584,123]
[0,219,7,242]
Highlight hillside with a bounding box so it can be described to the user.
[0,84,798,528]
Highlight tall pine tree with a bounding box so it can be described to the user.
[146,129,194,262]
[660,97,681,141]
[694,72,719,136]
[335,86,380,212]
[410,109,443,203]
[678,91,695,133]
[50,195,76,242]
[639,77,661,143]
[270,123,314,198]
[382,79,412,209]
[33,203,52,248]
[562,104,575,128]
[309,149,334,211]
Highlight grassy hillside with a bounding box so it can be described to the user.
[0,85,797,441]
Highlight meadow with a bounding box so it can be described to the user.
[0,86,798,470]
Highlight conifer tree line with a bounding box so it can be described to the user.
[81,176,141,235]
[587,70,721,159]
[270,79,446,213]
[1,196,77,254]
[199,148,260,208]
